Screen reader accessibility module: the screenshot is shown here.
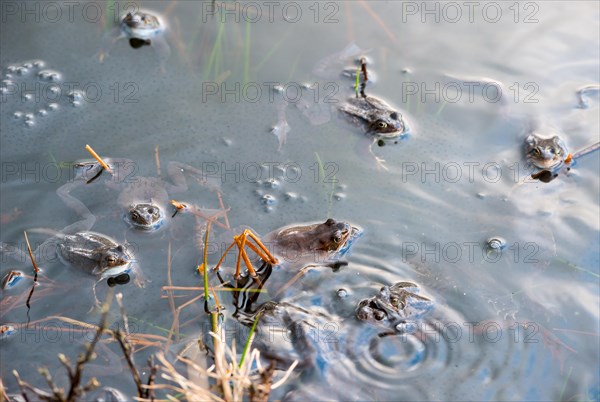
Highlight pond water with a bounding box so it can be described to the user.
[1,1,599,401]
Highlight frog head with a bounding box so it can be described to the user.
[126,203,164,231]
[525,134,568,169]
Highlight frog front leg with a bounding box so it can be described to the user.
[354,135,389,171]
[164,162,222,195]
[96,27,126,62]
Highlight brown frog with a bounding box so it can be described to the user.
[356,281,434,333]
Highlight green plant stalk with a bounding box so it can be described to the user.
[205,17,226,81]
[255,28,292,71]
[555,256,600,278]
[203,222,212,301]
[239,312,261,368]
[285,54,301,83]
[243,19,251,84]
[558,365,573,401]
[105,0,115,30]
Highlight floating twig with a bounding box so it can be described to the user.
[85,144,113,174]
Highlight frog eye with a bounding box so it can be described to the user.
[554,148,561,155]
[532,148,541,156]
[148,207,156,215]
[390,112,399,120]
[131,211,140,220]
[390,297,398,306]
[106,255,117,264]
[377,121,388,129]
[374,310,386,321]
[332,231,343,243]
[325,218,336,226]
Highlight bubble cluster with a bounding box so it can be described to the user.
[1,60,85,128]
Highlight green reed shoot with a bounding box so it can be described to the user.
[201,222,212,301]
[204,17,226,81]
[243,19,251,84]
[255,28,292,71]
[105,0,115,30]
[239,311,261,368]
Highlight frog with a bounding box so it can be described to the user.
[525,134,568,170]
[1,182,145,305]
[97,10,171,69]
[246,280,434,400]
[338,95,407,140]
[64,158,221,233]
[224,218,362,317]
[263,218,362,266]
[270,44,408,168]
[524,133,600,183]
[355,281,434,334]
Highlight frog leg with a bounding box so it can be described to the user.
[354,135,388,171]
[167,162,229,228]
[129,261,148,288]
[96,27,126,62]
[165,162,222,195]
[92,278,103,307]
[151,35,171,73]
[56,181,96,234]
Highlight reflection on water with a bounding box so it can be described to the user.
[1,1,599,400]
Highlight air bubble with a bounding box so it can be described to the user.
[38,109,48,116]
[333,193,346,201]
[284,192,298,201]
[261,194,278,205]
[24,119,35,127]
[33,60,45,68]
[22,62,33,69]
[2,79,13,86]
[264,206,274,213]
[48,103,58,110]
[264,179,280,189]
[395,321,418,334]
[486,237,506,250]
[68,90,84,105]
[38,70,61,82]
[13,111,23,119]
[6,66,17,73]
[16,66,29,75]
[336,288,348,298]
[23,94,32,101]
[24,113,34,120]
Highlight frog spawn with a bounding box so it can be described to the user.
[2,61,88,128]
[253,165,347,213]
